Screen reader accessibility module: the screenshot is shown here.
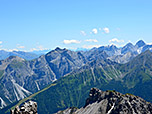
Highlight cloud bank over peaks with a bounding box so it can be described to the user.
[0,41,2,48]
[30,45,48,52]
[109,38,125,47]
[109,38,124,43]
[63,40,81,44]
[17,44,25,49]
[82,44,102,49]
[85,39,98,43]
[147,42,152,45]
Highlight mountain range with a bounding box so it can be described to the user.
[0,50,40,60]
[1,50,152,113]
[12,50,151,114]
[0,40,152,113]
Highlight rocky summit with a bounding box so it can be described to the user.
[11,101,37,114]
[56,88,152,114]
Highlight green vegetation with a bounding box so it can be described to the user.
[0,70,4,79]
[10,60,24,68]
[5,83,56,113]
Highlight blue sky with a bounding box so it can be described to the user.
[0,0,152,51]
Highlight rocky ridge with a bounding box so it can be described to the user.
[56,88,152,114]
[0,40,152,109]
[11,101,37,114]
[0,48,88,108]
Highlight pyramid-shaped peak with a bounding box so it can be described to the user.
[6,56,25,62]
[126,42,133,47]
[55,47,62,51]
[135,40,146,47]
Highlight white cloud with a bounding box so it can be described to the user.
[0,41,2,44]
[103,27,110,33]
[17,45,25,49]
[109,38,124,43]
[7,49,19,52]
[128,40,131,43]
[109,43,125,47]
[92,28,98,34]
[85,39,98,43]
[82,45,101,49]
[147,42,152,45]
[80,31,86,36]
[30,45,48,52]
[63,40,81,44]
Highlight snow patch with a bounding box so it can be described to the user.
[137,47,143,54]
[0,97,7,109]
[5,95,12,103]
[52,78,57,82]
[35,81,40,91]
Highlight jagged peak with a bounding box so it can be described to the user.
[124,42,134,47]
[84,88,151,107]
[55,47,62,51]
[84,88,152,109]
[55,47,67,51]
[108,44,117,49]
[56,88,152,114]
[46,47,68,55]
[135,40,146,47]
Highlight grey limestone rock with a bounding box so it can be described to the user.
[11,101,37,114]
[56,88,152,114]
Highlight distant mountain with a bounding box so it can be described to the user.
[107,52,136,64]
[56,88,152,114]
[135,40,146,48]
[75,48,89,51]
[107,40,152,63]
[2,51,151,114]
[0,40,152,110]
[0,50,40,60]
[82,40,152,64]
[31,49,50,55]
[121,42,135,54]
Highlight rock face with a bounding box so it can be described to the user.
[56,88,152,114]
[11,101,37,114]
[0,48,88,108]
[1,40,152,109]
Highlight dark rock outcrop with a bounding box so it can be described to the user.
[11,101,37,114]
[56,88,152,114]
